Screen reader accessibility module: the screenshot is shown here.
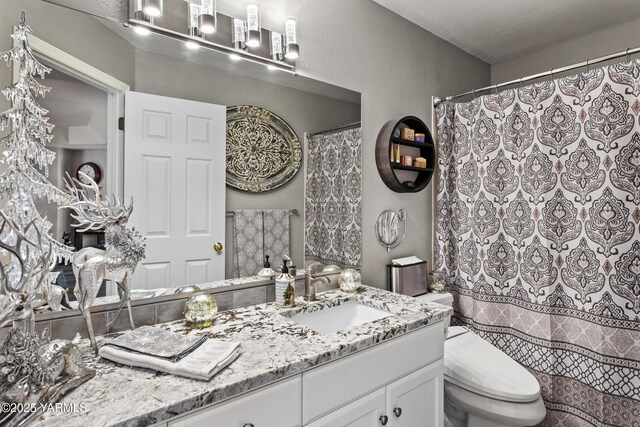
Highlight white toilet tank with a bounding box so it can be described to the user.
[416,291,453,307]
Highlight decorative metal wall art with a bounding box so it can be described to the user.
[64,173,146,352]
[226,105,301,192]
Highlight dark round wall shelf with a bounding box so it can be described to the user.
[375,116,436,193]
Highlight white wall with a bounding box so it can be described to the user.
[491,18,640,83]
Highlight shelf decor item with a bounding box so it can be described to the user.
[339,269,362,293]
[226,105,301,192]
[375,116,436,193]
[0,14,95,425]
[184,292,218,328]
[63,173,147,352]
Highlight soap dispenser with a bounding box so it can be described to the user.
[275,259,295,306]
[257,255,276,279]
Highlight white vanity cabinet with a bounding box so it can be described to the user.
[306,362,443,427]
[161,321,445,427]
[385,361,444,426]
[167,376,302,427]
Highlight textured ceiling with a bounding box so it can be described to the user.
[370,0,640,64]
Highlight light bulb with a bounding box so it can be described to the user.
[285,17,299,59]
[246,3,261,47]
[142,0,163,17]
[199,0,216,34]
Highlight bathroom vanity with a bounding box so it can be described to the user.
[30,286,451,427]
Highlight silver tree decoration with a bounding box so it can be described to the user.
[0,11,74,325]
[64,173,146,352]
[0,14,95,426]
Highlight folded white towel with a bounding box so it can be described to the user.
[99,339,241,381]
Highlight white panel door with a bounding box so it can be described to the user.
[386,362,444,427]
[306,388,386,427]
[124,91,226,290]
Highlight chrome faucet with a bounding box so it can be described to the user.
[304,270,331,301]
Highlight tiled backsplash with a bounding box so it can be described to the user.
[0,280,308,342]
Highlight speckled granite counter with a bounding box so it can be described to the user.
[31,286,452,427]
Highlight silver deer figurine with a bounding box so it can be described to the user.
[63,173,146,351]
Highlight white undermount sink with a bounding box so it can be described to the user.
[288,301,393,334]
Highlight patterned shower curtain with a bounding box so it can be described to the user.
[305,128,362,268]
[435,59,640,426]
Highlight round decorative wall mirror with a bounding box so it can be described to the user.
[375,209,406,252]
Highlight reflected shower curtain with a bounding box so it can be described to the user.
[436,59,640,426]
[305,128,362,268]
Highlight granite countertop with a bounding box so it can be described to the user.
[31,286,452,427]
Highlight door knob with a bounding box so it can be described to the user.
[393,407,402,417]
[213,242,223,252]
[379,415,389,425]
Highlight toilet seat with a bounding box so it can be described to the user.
[445,382,546,426]
[444,327,540,403]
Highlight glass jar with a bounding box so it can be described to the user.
[184,292,218,328]
[339,269,361,293]
[428,271,446,293]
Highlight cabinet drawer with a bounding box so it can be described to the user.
[168,376,302,427]
[302,323,444,424]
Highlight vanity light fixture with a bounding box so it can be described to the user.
[285,17,299,59]
[199,0,216,34]
[133,0,152,35]
[245,3,261,48]
[271,31,284,61]
[129,2,298,73]
[232,18,246,50]
[188,2,202,37]
[142,0,163,18]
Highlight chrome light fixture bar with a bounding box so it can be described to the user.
[128,18,296,74]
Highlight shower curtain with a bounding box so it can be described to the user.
[436,59,640,426]
[305,128,362,268]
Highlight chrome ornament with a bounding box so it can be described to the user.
[63,172,147,352]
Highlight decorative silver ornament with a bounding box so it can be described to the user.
[63,172,146,352]
[338,269,361,293]
[226,105,302,192]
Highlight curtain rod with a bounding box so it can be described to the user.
[226,209,299,217]
[434,45,640,106]
[307,121,362,137]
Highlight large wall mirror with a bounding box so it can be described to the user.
[2,0,361,314]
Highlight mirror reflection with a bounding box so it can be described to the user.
[7,1,361,311]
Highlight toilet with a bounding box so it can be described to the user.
[417,292,546,427]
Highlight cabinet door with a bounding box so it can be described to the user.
[306,388,386,427]
[386,361,443,427]
[168,376,301,427]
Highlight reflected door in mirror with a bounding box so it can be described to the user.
[124,92,226,290]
